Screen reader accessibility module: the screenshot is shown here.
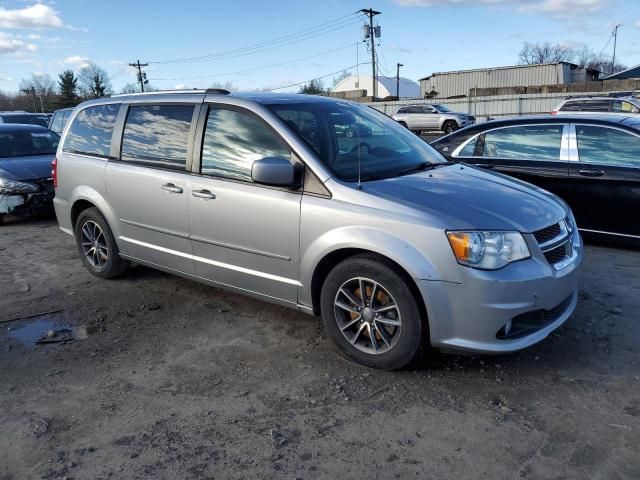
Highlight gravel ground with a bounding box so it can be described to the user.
[1,218,639,480]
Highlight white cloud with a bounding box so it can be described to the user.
[0,75,13,81]
[0,32,37,55]
[60,55,90,69]
[0,3,64,28]
[636,20,640,28]
[174,84,186,89]
[395,0,609,15]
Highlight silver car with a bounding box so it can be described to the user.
[52,90,582,369]
[552,96,640,116]
[391,104,475,134]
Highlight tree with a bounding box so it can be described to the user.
[78,63,112,99]
[518,42,573,65]
[332,70,350,88]
[209,81,237,92]
[298,78,325,95]
[120,82,158,94]
[19,73,57,112]
[58,70,79,107]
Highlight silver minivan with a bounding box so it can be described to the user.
[53,90,582,369]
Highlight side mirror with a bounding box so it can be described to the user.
[251,156,302,188]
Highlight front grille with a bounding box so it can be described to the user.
[533,223,561,244]
[544,242,570,264]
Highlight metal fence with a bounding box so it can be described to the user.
[365,90,638,122]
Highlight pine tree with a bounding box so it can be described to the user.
[58,70,79,107]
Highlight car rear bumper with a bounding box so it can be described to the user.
[418,239,582,354]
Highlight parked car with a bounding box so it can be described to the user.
[430,114,640,242]
[552,95,640,116]
[391,104,475,134]
[0,112,51,128]
[53,90,581,369]
[0,124,58,224]
[48,108,74,135]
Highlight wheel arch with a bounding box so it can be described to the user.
[68,186,121,241]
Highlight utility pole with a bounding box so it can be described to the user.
[21,87,36,112]
[611,24,622,75]
[129,60,149,92]
[396,62,404,98]
[361,8,381,99]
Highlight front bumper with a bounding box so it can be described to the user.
[418,234,583,354]
[0,188,54,217]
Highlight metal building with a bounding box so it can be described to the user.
[604,64,640,80]
[419,62,600,98]
[332,75,420,99]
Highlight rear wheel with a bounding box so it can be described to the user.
[320,254,427,369]
[74,207,129,278]
[443,120,458,134]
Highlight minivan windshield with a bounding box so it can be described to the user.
[267,101,446,181]
[0,130,59,158]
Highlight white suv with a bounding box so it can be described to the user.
[552,96,640,116]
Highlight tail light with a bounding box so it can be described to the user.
[51,157,58,188]
[550,110,558,115]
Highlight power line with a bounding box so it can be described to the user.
[149,43,356,82]
[264,62,371,92]
[149,13,363,65]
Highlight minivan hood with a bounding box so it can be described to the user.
[0,154,54,181]
[363,164,566,233]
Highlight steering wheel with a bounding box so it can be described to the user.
[350,142,372,154]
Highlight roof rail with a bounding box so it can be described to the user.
[204,88,231,95]
[565,92,633,100]
[111,89,207,97]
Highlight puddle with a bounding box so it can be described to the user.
[6,316,90,346]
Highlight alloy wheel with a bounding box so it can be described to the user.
[333,277,402,354]
[80,220,108,269]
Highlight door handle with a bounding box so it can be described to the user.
[192,189,216,200]
[578,169,604,177]
[161,183,183,194]
[473,163,495,169]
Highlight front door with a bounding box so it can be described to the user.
[568,123,640,237]
[188,105,302,302]
[454,123,571,202]
[105,103,198,274]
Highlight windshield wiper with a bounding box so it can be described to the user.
[393,162,442,177]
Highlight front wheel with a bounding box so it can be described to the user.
[442,121,458,134]
[320,254,427,369]
[74,207,129,278]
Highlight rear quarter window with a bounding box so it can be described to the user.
[559,101,582,112]
[63,104,119,157]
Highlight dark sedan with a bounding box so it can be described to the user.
[0,124,58,224]
[430,114,640,242]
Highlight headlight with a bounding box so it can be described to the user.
[0,177,39,194]
[447,231,530,270]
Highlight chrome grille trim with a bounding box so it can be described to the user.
[534,219,576,270]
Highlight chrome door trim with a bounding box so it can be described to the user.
[119,219,190,239]
[120,236,302,286]
[567,124,578,162]
[190,235,291,261]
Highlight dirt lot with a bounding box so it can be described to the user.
[1,218,639,480]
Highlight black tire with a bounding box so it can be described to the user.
[442,121,458,134]
[74,207,129,279]
[320,253,427,370]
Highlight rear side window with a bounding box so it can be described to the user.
[457,137,478,157]
[482,125,563,160]
[1,114,49,127]
[50,112,64,134]
[612,100,640,114]
[121,105,194,170]
[576,125,639,167]
[201,107,290,182]
[63,104,119,157]
[581,99,611,112]
[559,101,582,112]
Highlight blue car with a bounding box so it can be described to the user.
[0,124,59,224]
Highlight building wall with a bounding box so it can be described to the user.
[333,75,420,99]
[420,63,575,98]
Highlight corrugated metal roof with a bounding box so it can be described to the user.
[604,64,640,80]
[418,62,578,81]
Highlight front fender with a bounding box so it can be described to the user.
[299,225,442,307]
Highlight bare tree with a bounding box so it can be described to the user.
[332,70,351,88]
[209,81,237,92]
[78,63,112,99]
[518,42,574,65]
[18,73,57,112]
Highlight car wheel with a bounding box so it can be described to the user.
[320,254,427,370]
[74,207,129,278]
[345,127,355,138]
[443,121,458,134]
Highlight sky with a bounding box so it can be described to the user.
[1,0,639,94]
